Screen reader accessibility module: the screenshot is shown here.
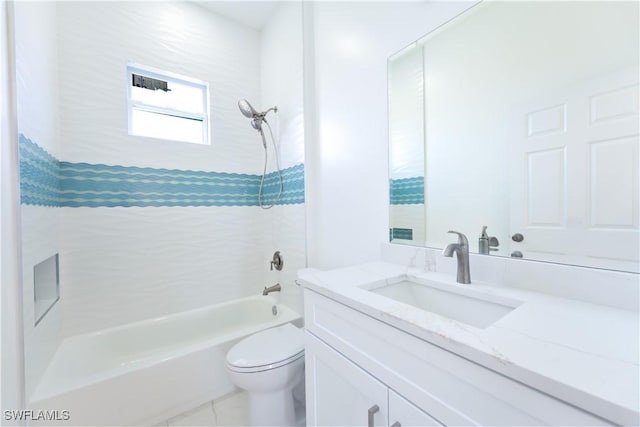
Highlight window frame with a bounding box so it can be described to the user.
[126,62,211,145]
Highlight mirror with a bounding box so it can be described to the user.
[389,1,639,272]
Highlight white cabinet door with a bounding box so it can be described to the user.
[306,331,388,427]
[388,390,443,427]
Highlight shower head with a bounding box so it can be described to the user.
[238,99,257,119]
[239,99,278,134]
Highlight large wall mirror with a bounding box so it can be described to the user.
[388,1,639,273]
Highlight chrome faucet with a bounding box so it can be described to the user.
[262,283,281,296]
[442,231,471,284]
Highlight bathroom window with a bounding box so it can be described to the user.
[127,64,210,145]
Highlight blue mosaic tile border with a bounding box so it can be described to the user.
[390,176,424,205]
[19,134,304,208]
[390,227,413,240]
[19,134,62,207]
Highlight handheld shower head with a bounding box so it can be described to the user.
[239,99,277,134]
[238,99,257,119]
[251,118,262,131]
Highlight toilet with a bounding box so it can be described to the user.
[226,323,305,427]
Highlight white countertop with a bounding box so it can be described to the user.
[298,261,640,426]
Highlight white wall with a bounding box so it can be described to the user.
[304,1,475,269]
[55,2,267,337]
[14,0,62,401]
[260,2,306,314]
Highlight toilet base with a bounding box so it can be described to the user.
[248,389,296,427]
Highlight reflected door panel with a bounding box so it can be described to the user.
[511,67,639,272]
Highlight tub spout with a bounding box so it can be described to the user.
[262,283,281,296]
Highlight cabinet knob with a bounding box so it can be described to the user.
[391,423,402,427]
[511,233,524,242]
[368,405,380,427]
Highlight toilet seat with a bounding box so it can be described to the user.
[226,323,304,373]
[227,351,304,373]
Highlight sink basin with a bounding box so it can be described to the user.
[367,280,519,328]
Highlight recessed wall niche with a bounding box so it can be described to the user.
[34,253,59,326]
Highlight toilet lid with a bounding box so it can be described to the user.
[226,324,304,369]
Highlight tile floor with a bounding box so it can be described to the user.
[156,391,249,427]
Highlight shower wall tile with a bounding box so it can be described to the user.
[56,1,264,174]
[59,206,267,336]
[263,204,307,315]
[19,132,305,337]
[17,1,307,343]
[51,2,306,337]
[261,2,305,171]
[15,1,62,401]
[260,2,307,316]
[15,3,60,158]
[19,133,305,208]
[20,206,62,397]
[19,135,61,207]
[260,164,305,206]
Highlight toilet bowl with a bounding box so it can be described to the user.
[226,323,305,427]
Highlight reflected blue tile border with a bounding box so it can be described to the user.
[390,176,424,205]
[390,228,413,240]
[19,134,304,208]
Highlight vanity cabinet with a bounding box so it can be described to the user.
[389,390,442,427]
[303,288,612,426]
[306,330,442,427]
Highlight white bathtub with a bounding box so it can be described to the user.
[29,295,302,426]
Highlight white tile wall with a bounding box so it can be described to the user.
[20,207,62,396]
[59,207,266,336]
[56,1,263,174]
[15,1,60,158]
[14,1,62,399]
[260,2,305,172]
[263,204,307,315]
[260,2,306,315]
[51,2,307,338]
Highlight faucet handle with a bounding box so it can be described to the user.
[447,230,468,246]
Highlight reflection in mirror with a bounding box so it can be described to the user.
[388,1,639,272]
[389,44,425,246]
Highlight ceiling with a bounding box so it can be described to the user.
[194,1,281,30]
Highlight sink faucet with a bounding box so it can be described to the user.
[442,231,471,284]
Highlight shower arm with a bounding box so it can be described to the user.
[253,106,278,124]
[262,106,278,116]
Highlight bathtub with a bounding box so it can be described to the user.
[29,295,302,426]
